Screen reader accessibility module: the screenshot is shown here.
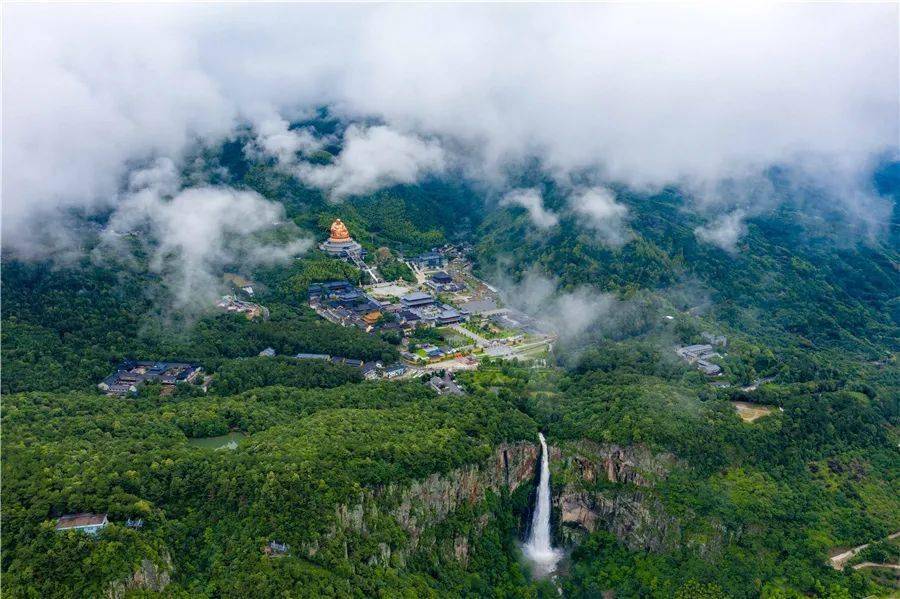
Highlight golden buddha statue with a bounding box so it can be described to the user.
[329,219,351,242]
[320,217,362,257]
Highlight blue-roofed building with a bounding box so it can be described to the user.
[400,291,434,308]
[98,361,202,396]
[436,308,463,325]
[384,363,406,378]
[413,252,445,269]
[265,540,290,557]
[310,281,381,318]
[429,372,464,396]
[424,346,444,359]
[361,362,380,379]
[431,271,452,285]
[400,310,421,323]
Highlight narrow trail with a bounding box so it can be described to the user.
[829,531,900,570]
[851,562,900,571]
[349,252,382,284]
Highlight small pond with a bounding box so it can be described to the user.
[187,431,247,451]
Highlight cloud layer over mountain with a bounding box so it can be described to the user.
[3,3,897,255]
[500,189,559,230]
[99,161,311,310]
[295,125,446,199]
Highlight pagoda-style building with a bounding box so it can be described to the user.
[319,218,363,258]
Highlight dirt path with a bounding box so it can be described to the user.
[829,531,900,570]
[851,562,900,571]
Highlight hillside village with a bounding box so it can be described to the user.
[94,218,555,395]
[97,217,743,396]
[34,196,900,599]
[310,219,559,373]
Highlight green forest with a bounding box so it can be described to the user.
[2,137,898,597]
[2,383,539,597]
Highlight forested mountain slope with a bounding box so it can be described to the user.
[2,382,540,597]
[2,147,897,598]
[476,181,899,360]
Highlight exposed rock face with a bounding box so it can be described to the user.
[453,536,470,566]
[557,488,678,551]
[553,441,681,552]
[316,441,539,567]
[309,438,701,570]
[105,554,172,599]
[564,441,675,487]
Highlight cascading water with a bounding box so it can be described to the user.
[524,432,562,576]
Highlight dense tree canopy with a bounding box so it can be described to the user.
[2,143,897,598]
[2,383,539,597]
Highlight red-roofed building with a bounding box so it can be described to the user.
[56,513,108,535]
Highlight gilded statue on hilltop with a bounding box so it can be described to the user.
[329,219,351,242]
[320,217,362,257]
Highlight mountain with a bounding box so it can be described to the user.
[2,146,898,599]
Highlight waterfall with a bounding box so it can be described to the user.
[524,432,561,576]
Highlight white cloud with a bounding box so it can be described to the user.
[569,187,630,246]
[101,182,310,309]
[2,3,897,256]
[127,158,181,197]
[2,5,236,254]
[695,210,748,253]
[243,105,324,167]
[500,188,559,229]
[501,269,617,341]
[295,125,445,199]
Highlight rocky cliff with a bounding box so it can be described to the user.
[551,440,681,552]
[300,437,705,571]
[305,440,540,567]
[105,553,172,599]
[388,440,539,546]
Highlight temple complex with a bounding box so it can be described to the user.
[319,218,363,258]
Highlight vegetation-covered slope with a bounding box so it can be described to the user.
[464,355,899,599]
[1,256,397,394]
[2,382,539,597]
[2,144,897,598]
[476,183,899,360]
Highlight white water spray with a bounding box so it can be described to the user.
[524,432,562,576]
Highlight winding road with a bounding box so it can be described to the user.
[829,531,900,570]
